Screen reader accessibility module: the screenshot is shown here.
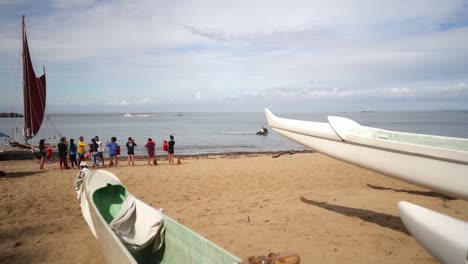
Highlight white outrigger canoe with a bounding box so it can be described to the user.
[75,167,240,264]
[265,108,468,263]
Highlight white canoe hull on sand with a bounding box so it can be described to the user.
[399,201,468,264]
[265,109,468,201]
[265,108,468,263]
[80,169,138,263]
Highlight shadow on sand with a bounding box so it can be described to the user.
[300,197,409,235]
[0,170,45,178]
[366,184,455,200]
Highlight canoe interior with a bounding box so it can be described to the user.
[350,126,468,152]
[93,184,127,224]
[92,184,240,264]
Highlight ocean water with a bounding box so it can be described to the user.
[1,111,467,155]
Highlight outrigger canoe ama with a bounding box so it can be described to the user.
[76,168,241,264]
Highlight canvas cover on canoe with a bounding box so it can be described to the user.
[75,169,165,253]
[75,168,241,264]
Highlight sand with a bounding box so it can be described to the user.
[1,152,467,263]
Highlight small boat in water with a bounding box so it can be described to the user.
[75,166,240,264]
[265,108,468,263]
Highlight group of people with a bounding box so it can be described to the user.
[38,135,176,170]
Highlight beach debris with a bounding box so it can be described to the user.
[239,252,300,264]
[272,151,296,158]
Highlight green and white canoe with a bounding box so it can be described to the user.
[76,168,240,264]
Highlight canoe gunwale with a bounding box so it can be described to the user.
[266,108,468,165]
[271,126,468,166]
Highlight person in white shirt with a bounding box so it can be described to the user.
[95,136,105,167]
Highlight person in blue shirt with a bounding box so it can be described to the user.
[106,137,119,167]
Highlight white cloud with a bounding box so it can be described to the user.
[49,0,95,9]
[136,97,154,105]
[1,0,467,112]
[119,100,130,106]
[224,92,264,101]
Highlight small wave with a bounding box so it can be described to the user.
[221,132,256,136]
[123,113,133,117]
[180,144,256,150]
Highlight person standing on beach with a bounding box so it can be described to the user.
[39,139,46,170]
[145,138,156,166]
[106,137,119,167]
[68,138,78,169]
[126,137,137,167]
[95,136,105,167]
[77,136,88,166]
[168,135,175,165]
[89,138,99,168]
[62,136,70,169]
[58,137,67,170]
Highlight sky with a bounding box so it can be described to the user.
[0,0,467,113]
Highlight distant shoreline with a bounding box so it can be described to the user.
[0,112,23,118]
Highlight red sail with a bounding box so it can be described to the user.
[22,17,46,139]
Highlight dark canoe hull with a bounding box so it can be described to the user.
[0,150,36,161]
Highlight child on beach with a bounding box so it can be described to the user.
[106,137,119,167]
[145,138,156,166]
[126,137,137,167]
[58,137,67,170]
[39,139,46,170]
[168,135,175,165]
[77,136,88,166]
[89,138,99,168]
[68,138,78,169]
[95,136,105,167]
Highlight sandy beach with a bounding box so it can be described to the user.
[1,152,467,263]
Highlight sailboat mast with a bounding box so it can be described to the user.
[21,15,29,142]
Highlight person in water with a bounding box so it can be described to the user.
[106,137,119,167]
[95,136,105,167]
[68,138,78,169]
[126,137,137,167]
[39,139,46,170]
[145,138,156,166]
[259,125,265,134]
[168,135,175,165]
[77,136,88,166]
[58,137,68,170]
